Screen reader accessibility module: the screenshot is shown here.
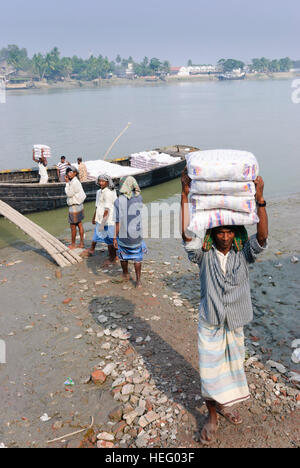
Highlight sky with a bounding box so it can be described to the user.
[0,0,299,65]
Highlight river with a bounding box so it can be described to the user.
[0,79,299,248]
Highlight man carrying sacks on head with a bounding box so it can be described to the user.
[181,169,268,446]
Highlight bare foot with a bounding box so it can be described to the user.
[68,244,77,250]
[78,243,85,249]
[86,249,95,257]
[111,274,130,284]
[135,281,142,289]
[103,257,118,266]
[200,417,219,446]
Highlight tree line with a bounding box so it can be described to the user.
[217,57,294,73]
[0,45,171,81]
[188,57,295,73]
[0,45,296,81]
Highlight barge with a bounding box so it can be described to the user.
[0,144,198,214]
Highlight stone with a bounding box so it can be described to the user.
[62,298,72,304]
[136,434,149,448]
[52,421,64,430]
[122,384,134,395]
[266,360,287,374]
[144,411,159,424]
[108,406,123,422]
[101,342,111,350]
[97,315,108,324]
[138,416,149,428]
[91,370,107,385]
[97,440,114,448]
[97,432,114,441]
[112,421,127,435]
[123,410,138,425]
[103,363,116,376]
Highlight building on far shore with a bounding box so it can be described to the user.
[170,65,219,76]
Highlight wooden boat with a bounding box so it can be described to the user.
[0,144,198,214]
[218,72,246,81]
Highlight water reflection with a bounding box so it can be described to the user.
[0,178,181,249]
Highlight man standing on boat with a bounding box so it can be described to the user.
[32,148,48,184]
[57,155,70,182]
[77,157,88,183]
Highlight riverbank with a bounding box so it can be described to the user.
[0,193,299,448]
[5,71,299,93]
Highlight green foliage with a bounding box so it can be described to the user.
[250,57,292,72]
[2,44,293,83]
[219,59,245,72]
[0,44,30,70]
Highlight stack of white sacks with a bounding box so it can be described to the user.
[130,151,181,171]
[72,159,144,181]
[33,144,51,159]
[186,149,260,238]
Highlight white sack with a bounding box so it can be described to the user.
[33,144,51,158]
[130,151,180,171]
[188,209,259,236]
[190,180,256,197]
[190,194,256,213]
[186,149,259,181]
[72,159,144,181]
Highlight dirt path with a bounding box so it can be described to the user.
[0,233,299,448]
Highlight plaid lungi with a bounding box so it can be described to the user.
[198,320,250,407]
[68,204,84,225]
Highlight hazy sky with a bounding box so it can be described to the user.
[1,0,299,64]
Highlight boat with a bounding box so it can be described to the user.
[218,72,246,81]
[0,144,198,214]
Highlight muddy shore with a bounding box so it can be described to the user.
[6,71,299,94]
[0,194,299,448]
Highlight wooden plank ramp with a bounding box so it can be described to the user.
[0,200,82,268]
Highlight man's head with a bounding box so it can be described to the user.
[212,226,236,252]
[61,156,66,162]
[77,157,82,164]
[65,166,77,180]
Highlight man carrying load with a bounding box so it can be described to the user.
[181,169,268,445]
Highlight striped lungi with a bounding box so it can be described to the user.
[68,204,84,225]
[198,320,250,407]
[117,240,148,263]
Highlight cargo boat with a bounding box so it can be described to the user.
[0,144,198,214]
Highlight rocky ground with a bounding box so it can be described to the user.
[0,223,299,448]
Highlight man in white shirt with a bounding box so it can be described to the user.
[65,167,86,249]
[87,174,117,264]
[32,148,48,184]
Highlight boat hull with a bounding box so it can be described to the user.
[0,145,195,214]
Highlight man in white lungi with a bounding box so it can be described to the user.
[181,170,268,445]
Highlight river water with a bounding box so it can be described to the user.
[0,79,299,248]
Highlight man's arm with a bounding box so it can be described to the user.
[254,176,268,246]
[181,168,204,264]
[181,168,193,243]
[32,148,38,163]
[41,149,47,167]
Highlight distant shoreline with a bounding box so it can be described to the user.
[5,71,299,93]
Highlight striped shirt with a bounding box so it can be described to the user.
[57,162,69,181]
[185,234,268,330]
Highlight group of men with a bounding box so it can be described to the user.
[33,149,88,184]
